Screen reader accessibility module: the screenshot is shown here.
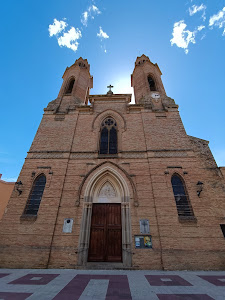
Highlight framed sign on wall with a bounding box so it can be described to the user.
[139,219,150,234]
[135,235,152,249]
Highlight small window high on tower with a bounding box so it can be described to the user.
[148,76,156,91]
[66,78,75,94]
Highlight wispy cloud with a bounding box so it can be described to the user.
[81,4,101,27]
[97,27,109,40]
[170,20,196,54]
[48,19,82,52]
[170,2,225,53]
[197,25,205,31]
[189,4,207,21]
[209,7,225,36]
[97,27,109,53]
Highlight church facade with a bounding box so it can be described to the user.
[1,55,225,270]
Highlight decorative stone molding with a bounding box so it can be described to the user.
[27,153,66,159]
[99,182,116,198]
[154,151,188,158]
[76,161,138,207]
[92,109,126,131]
[77,163,133,267]
[54,114,65,121]
[122,152,146,159]
[70,153,96,159]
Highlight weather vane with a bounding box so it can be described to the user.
[107,84,114,95]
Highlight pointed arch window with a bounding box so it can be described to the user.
[171,174,194,217]
[66,78,75,94]
[99,118,117,155]
[24,174,46,215]
[148,76,156,91]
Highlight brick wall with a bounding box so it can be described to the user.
[1,57,225,270]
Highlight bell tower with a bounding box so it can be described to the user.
[46,57,93,113]
[131,55,166,105]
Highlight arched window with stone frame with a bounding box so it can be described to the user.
[99,117,117,155]
[23,174,46,216]
[148,75,156,91]
[65,77,75,94]
[171,174,194,217]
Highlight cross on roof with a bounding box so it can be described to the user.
[107,84,114,95]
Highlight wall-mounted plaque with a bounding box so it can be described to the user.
[63,218,73,233]
[135,235,152,249]
[140,219,150,234]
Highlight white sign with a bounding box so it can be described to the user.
[63,218,73,233]
[140,219,150,234]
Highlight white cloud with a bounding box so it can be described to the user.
[97,26,109,39]
[49,19,82,52]
[197,25,205,31]
[48,19,67,37]
[170,20,196,54]
[81,4,101,26]
[92,5,100,13]
[57,27,82,52]
[189,4,207,21]
[82,11,88,26]
[209,7,225,36]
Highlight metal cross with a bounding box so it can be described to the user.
[107,84,114,94]
[143,220,147,231]
[141,220,149,233]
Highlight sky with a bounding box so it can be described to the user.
[0,0,225,182]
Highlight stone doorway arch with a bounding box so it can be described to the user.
[77,166,132,267]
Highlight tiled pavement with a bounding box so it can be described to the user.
[0,269,225,299]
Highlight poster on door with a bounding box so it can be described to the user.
[135,235,152,249]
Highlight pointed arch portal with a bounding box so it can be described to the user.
[77,167,132,267]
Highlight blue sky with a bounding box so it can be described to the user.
[1,0,225,181]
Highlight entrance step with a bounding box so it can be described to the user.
[84,262,137,270]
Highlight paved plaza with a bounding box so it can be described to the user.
[0,269,225,299]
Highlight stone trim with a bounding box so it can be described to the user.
[77,164,135,268]
[78,198,132,268]
[92,109,127,131]
[122,152,146,159]
[75,161,138,207]
[154,152,188,157]
[70,153,97,159]
[27,149,192,160]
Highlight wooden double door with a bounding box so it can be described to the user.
[88,203,122,262]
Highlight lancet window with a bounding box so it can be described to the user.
[171,174,194,217]
[99,118,117,155]
[24,174,46,215]
[148,76,156,91]
[65,78,75,94]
